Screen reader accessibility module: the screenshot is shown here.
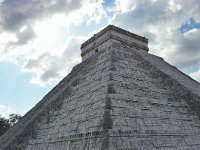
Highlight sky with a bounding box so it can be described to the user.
[0,0,200,118]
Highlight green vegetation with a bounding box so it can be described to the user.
[0,114,21,136]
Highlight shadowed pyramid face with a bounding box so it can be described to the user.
[1,26,200,150]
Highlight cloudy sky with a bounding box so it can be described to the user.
[0,0,200,117]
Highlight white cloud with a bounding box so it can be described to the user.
[161,29,200,69]
[0,104,15,118]
[168,0,182,12]
[110,0,200,83]
[0,0,107,86]
[115,0,137,13]
[76,0,106,25]
[21,37,82,86]
[1,0,200,86]
[190,68,200,82]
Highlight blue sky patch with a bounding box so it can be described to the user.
[103,0,115,18]
[0,62,53,114]
[103,0,115,8]
[179,18,200,33]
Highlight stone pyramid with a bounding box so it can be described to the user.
[1,25,200,150]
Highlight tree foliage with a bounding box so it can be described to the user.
[0,114,21,136]
[9,114,22,125]
[0,117,11,136]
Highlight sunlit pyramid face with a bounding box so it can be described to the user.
[1,25,200,150]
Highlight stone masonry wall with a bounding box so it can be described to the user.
[105,43,200,149]
[1,41,200,150]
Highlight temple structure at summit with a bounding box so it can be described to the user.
[1,25,200,150]
[81,25,149,61]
